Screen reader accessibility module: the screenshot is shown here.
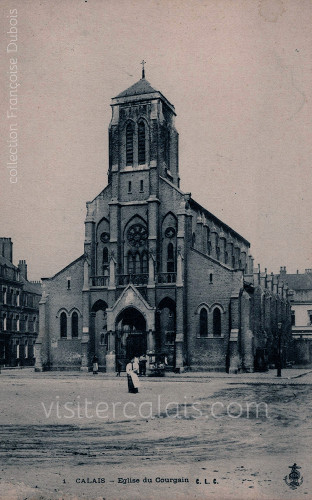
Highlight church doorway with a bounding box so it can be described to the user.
[115,307,147,371]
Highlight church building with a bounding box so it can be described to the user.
[35,70,292,373]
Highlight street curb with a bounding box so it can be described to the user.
[289,369,312,379]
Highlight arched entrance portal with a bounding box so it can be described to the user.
[115,307,147,370]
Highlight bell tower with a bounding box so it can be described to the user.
[108,67,179,201]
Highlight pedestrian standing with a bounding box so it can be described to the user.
[92,355,98,374]
[126,358,140,393]
[116,359,122,376]
[139,354,147,376]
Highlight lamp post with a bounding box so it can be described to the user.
[277,322,282,377]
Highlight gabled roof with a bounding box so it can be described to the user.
[0,254,16,270]
[0,254,41,293]
[109,284,155,313]
[279,273,312,291]
[42,255,85,280]
[21,276,41,295]
[115,78,158,98]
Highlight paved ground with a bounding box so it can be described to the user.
[1,369,312,499]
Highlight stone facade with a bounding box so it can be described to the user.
[36,75,292,373]
[0,238,41,367]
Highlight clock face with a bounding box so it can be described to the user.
[127,224,148,248]
[165,227,176,239]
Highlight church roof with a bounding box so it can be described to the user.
[115,78,158,98]
[42,254,85,280]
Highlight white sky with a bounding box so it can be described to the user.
[1,0,311,280]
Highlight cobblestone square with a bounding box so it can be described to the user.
[1,369,312,499]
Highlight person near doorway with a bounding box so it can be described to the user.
[116,359,122,376]
[126,358,140,393]
[139,354,147,376]
[92,355,98,374]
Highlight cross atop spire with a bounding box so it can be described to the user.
[141,60,146,79]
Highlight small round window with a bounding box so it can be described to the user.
[100,232,110,243]
[165,227,176,239]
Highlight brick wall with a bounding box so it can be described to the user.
[44,257,84,369]
[186,248,241,370]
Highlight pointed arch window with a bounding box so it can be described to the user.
[215,234,219,251]
[135,252,141,274]
[165,129,170,169]
[71,311,78,338]
[199,308,208,337]
[142,251,148,274]
[126,123,134,166]
[60,312,67,338]
[138,121,146,165]
[102,247,109,276]
[167,243,175,272]
[213,308,222,337]
[192,233,196,248]
[206,228,211,255]
[127,252,134,274]
[103,247,109,265]
[216,236,220,258]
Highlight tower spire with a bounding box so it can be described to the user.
[141,60,146,79]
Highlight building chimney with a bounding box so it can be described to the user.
[18,260,28,281]
[0,237,13,262]
[280,266,287,276]
[305,269,312,274]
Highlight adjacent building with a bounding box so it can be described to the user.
[35,73,292,373]
[279,267,312,365]
[0,238,41,367]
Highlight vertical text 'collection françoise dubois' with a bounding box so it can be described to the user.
[7,9,19,184]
